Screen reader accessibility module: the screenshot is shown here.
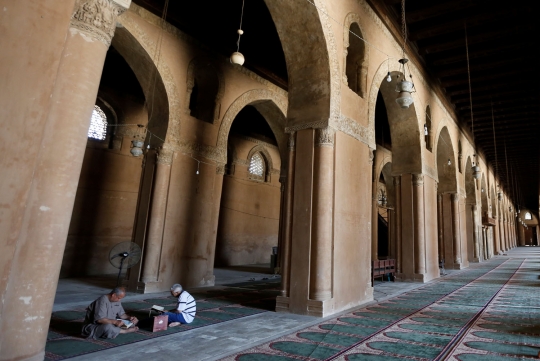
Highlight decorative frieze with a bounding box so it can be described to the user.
[71,0,131,46]
[315,127,335,147]
[334,114,375,149]
[215,163,226,175]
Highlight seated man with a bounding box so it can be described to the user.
[164,283,196,326]
[82,287,139,339]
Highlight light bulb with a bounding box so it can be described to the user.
[447,159,451,166]
[386,72,392,82]
[424,124,428,135]
[196,170,199,175]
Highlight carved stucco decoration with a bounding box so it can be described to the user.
[335,114,374,148]
[71,0,130,46]
[315,127,335,147]
[393,176,401,186]
[216,89,288,164]
[118,12,182,147]
[185,57,226,123]
[215,163,226,175]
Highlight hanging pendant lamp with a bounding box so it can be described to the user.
[395,0,415,109]
[230,0,246,65]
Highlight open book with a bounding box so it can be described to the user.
[151,305,165,312]
[117,319,134,329]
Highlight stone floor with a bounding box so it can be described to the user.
[50,253,531,361]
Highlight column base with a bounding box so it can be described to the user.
[276,296,290,313]
[452,263,466,270]
[135,280,164,293]
[395,273,426,282]
[276,296,335,317]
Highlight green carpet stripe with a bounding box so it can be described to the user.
[345,353,404,360]
[368,341,441,358]
[465,341,540,357]
[472,331,540,346]
[237,354,296,361]
[271,341,339,359]
[400,323,461,335]
[338,317,391,328]
[384,331,452,346]
[319,324,374,337]
[298,332,361,347]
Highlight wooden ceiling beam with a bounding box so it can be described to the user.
[435,57,530,78]
[419,26,533,55]
[405,0,487,24]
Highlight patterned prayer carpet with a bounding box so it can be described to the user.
[45,280,280,360]
[220,256,540,361]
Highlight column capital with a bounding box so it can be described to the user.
[156,148,174,165]
[71,0,131,46]
[451,193,459,202]
[393,176,401,186]
[287,132,296,151]
[315,127,335,148]
[412,174,424,187]
[216,163,226,175]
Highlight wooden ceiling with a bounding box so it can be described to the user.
[133,0,539,211]
[369,0,540,211]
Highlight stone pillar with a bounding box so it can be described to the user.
[0,1,130,360]
[450,193,462,267]
[279,133,296,297]
[394,176,402,273]
[371,152,379,262]
[204,164,225,285]
[141,148,173,284]
[472,205,480,261]
[493,217,500,255]
[504,219,509,251]
[499,215,505,252]
[412,175,426,275]
[309,127,334,301]
[437,193,444,262]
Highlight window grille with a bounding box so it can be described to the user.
[88,105,107,140]
[525,212,532,220]
[248,153,264,177]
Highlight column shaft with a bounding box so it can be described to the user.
[394,176,402,273]
[472,205,480,260]
[280,133,296,297]
[309,128,334,301]
[0,2,129,359]
[413,175,426,275]
[437,194,444,262]
[371,152,379,262]
[141,151,172,282]
[451,193,462,265]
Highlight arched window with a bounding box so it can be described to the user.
[345,23,367,98]
[525,212,532,220]
[425,105,433,152]
[248,152,265,179]
[88,105,107,140]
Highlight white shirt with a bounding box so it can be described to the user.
[176,290,196,323]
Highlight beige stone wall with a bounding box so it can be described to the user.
[215,136,281,266]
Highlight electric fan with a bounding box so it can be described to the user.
[109,241,142,286]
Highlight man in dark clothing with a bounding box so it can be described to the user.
[82,287,139,339]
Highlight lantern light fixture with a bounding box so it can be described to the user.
[395,59,415,109]
[386,72,392,82]
[424,124,428,135]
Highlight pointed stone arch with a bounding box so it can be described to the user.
[369,59,424,174]
[265,0,339,130]
[435,126,458,194]
[116,13,181,147]
[216,89,288,165]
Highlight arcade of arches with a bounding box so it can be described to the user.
[0,1,535,360]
